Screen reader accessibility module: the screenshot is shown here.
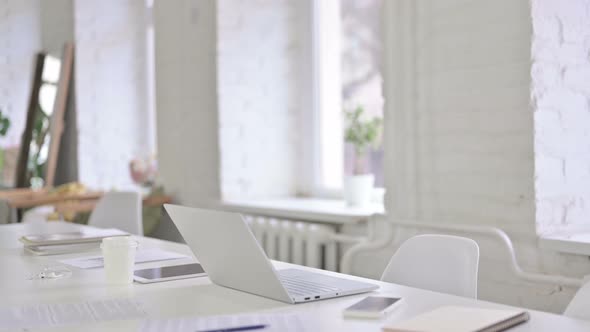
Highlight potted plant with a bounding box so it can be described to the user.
[343,106,382,206]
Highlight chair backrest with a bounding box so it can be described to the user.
[380,234,479,298]
[564,280,590,320]
[21,205,54,223]
[0,199,15,224]
[88,191,143,235]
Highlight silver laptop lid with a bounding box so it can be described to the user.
[164,204,294,304]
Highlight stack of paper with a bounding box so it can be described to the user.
[19,228,129,255]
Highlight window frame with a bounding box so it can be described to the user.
[299,0,346,199]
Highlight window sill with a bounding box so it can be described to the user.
[219,197,385,225]
[539,231,590,256]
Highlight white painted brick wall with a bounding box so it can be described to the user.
[217,0,301,200]
[154,0,220,207]
[0,0,153,189]
[411,0,535,237]
[74,0,153,190]
[532,0,590,234]
[0,0,40,148]
[363,0,590,313]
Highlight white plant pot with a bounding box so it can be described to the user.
[343,174,375,207]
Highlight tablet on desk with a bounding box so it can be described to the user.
[134,263,207,283]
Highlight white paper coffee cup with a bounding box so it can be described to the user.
[101,236,139,284]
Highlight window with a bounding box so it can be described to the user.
[308,0,384,195]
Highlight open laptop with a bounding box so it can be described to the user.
[165,204,378,304]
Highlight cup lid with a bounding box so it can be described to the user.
[100,236,139,249]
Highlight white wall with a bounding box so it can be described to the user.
[38,0,77,186]
[217,0,302,200]
[0,0,151,189]
[0,0,40,148]
[532,0,590,235]
[74,0,154,190]
[348,0,590,313]
[39,0,73,57]
[153,0,220,207]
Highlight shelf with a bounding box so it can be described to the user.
[220,197,385,225]
[539,232,590,256]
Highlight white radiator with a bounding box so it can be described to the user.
[244,216,338,271]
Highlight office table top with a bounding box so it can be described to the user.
[1,222,589,331]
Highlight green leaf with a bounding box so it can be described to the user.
[343,105,383,156]
[0,110,10,137]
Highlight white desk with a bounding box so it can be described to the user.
[1,222,589,331]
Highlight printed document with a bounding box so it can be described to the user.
[59,248,189,269]
[0,298,146,330]
[140,312,311,332]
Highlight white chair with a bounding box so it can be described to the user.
[564,279,590,320]
[21,205,55,223]
[380,234,480,298]
[88,191,143,235]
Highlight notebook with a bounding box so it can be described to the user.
[19,228,128,246]
[24,242,101,256]
[383,306,529,332]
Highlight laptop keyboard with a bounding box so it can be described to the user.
[279,273,341,297]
